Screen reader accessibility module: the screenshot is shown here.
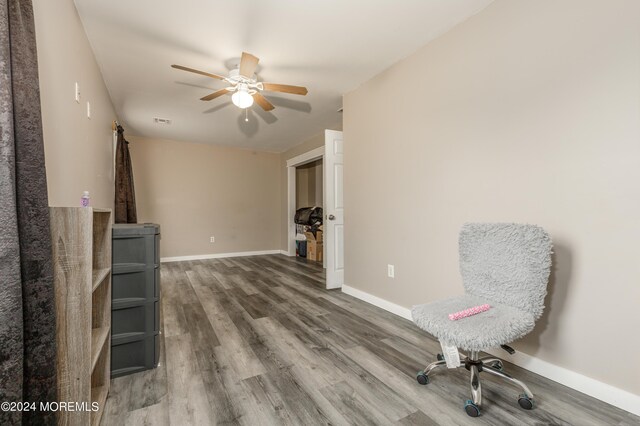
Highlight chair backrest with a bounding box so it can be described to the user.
[459,223,552,320]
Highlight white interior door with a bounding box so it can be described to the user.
[324,130,344,289]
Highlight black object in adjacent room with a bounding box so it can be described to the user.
[294,206,323,226]
[111,224,161,378]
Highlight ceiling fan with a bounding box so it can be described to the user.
[171,52,308,111]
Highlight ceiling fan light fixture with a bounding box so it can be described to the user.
[232,90,254,109]
[172,51,308,112]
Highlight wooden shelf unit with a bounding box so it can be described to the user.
[92,268,110,292]
[50,207,112,426]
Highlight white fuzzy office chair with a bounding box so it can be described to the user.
[411,223,552,417]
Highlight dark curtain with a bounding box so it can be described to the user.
[114,125,137,223]
[0,0,57,424]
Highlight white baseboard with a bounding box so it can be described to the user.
[341,284,640,417]
[342,285,413,320]
[482,347,640,417]
[161,249,285,263]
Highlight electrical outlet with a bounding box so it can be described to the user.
[387,264,395,278]
[210,236,215,243]
[75,82,80,103]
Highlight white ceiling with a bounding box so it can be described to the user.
[75,0,493,152]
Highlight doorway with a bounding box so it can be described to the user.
[286,130,344,289]
[295,158,324,265]
[286,146,323,259]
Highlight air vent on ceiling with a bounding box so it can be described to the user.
[153,117,172,124]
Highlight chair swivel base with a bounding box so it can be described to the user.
[416,350,534,417]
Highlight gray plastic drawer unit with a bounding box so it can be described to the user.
[111,223,161,378]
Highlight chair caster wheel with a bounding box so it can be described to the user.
[464,400,480,417]
[517,394,534,410]
[416,372,429,385]
[437,353,444,361]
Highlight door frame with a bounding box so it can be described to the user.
[286,146,324,258]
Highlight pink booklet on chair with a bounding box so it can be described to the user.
[449,304,491,320]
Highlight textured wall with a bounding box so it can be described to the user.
[344,0,640,395]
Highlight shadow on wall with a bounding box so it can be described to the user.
[519,242,573,351]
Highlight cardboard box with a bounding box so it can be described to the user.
[304,230,323,261]
[307,241,323,262]
[304,230,323,243]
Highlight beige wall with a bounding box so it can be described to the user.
[34,0,117,209]
[128,136,281,258]
[296,167,311,209]
[314,161,323,207]
[296,160,323,209]
[344,0,640,396]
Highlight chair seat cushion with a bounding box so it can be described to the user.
[411,295,536,351]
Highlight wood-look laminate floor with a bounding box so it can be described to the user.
[101,255,639,426]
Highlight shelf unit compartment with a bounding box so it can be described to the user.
[92,267,110,292]
[112,268,156,301]
[90,385,108,425]
[90,326,110,371]
[113,235,153,265]
[111,335,156,378]
[111,301,155,337]
[90,337,110,426]
[92,210,111,272]
[92,269,111,331]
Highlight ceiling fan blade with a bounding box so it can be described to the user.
[200,88,229,101]
[262,83,308,96]
[252,93,274,111]
[239,52,259,78]
[171,64,225,80]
